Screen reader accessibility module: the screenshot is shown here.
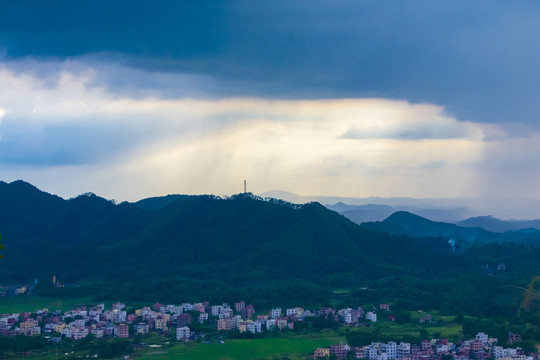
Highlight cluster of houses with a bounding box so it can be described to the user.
[315,332,532,360]
[0,281,37,298]
[0,300,391,343]
[210,301,384,335]
[1,300,535,360]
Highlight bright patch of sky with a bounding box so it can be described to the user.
[0,60,538,206]
[0,1,539,210]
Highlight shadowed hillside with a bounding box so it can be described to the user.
[0,181,468,287]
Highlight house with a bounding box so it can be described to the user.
[476,332,489,344]
[270,308,282,319]
[114,324,129,338]
[217,317,235,331]
[314,347,330,359]
[235,301,245,313]
[135,323,149,335]
[155,318,168,331]
[176,326,190,341]
[366,312,377,322]
[152,302,164,312]
[242,305,255,319]
[91,328,104,338]
[198,313,208,324]
[246,321,262,334]
[330,344,350,359]
[177,313,192,327]
[112,302,125,311]
[286,308,298,316]
[508,332,521,345]
[72,327,88,340]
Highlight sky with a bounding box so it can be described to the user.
[0,1,539,212]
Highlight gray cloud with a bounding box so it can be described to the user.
[0,1,538,126]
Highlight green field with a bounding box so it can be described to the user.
[367,318,463,343]
[137,334,345,360]
[0,296,98,314]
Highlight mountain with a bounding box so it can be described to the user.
[361,211,540,249]
[0,181,470,289]
[326,203,475,223]
[457,215,540,233]
[134,194,184,210]
[260,190,540,220]
[3,180,540,311]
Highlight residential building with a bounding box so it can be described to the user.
[72,327,88,340]
[508,332,521,344]
[235,301,245,313]
[115,324,129,338]
[242,305,255,319]
[366,311,377,322]
[176,326,190,341]
[314,347,330,359]
[270,308,282,319]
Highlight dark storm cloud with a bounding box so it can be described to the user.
[1,1,539,124]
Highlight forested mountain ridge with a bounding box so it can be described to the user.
[361,211,540,248]
[1,180,539,309]
[0,181,466,285]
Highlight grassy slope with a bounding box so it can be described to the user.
[137,334,344,360]
[0,296,99,314]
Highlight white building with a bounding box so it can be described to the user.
[212,305,224,316]
[135,323,149,335]
[270,308,282,319]
[286,308,298,316]
[112,303,125,310]
[199,313,209,323]
[176,326,190,341]
[476,332,489,344]
[181,303,194,312]
[397,342,411,358]
[91,329,104,338]
[266,318,277,330]
[113,310,127,323]
[338,308,353,324]
[73,319,85,327]
[436,345,450,353]
[367,347,378,360]
[493,346,505,359]
[61,326,72,338]
[246,321,262,334]
[382,342,397,359]
[366,311,377,322]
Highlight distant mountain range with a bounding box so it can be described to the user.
[325,202,476,224]
[260,190,540,222]
[456,216,540,233]
[361,211,540,250]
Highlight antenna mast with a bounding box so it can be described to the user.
[244,180,247,193]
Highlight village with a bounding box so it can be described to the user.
[0,299,387,341]
[314,331,529,360]
[0,298,534,360]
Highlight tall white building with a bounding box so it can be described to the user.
[270,308,282,319]
[176,326,190,341]
[366,311,377,322]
